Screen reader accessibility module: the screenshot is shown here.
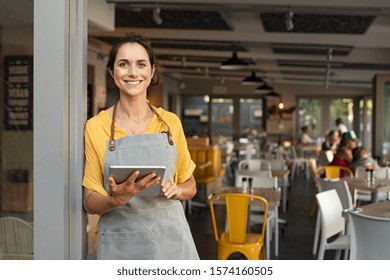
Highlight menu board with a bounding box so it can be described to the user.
[3,56,33,130]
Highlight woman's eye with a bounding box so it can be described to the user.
[118,62,127,68]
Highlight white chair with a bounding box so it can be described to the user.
[315,189,350,260]
[288,145,309,179]
[235,174,279,259]
[312,178,353,256]
[0,217,34,260]
[348,210,390,259]
[319,150,334,166]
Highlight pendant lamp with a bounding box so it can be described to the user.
[255,83,273,94]
[220,51,248,70]
[241,71,264,85]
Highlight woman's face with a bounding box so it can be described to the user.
[111,42,155,97]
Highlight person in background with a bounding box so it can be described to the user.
[335,118,348,134]
[329,138,357,169]
[82,33,199,260]
[321,129,340,154]
[300,125,315,145]
[350,146,380,172]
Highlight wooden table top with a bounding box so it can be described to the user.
[360,200,390,219]
[344,178,390,193]
[236,169,290,178]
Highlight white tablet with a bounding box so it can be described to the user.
[109,165,166,197]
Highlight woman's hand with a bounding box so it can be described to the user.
[161,179,183,199]
[109,171,161,206]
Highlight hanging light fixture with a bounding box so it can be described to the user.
[285,10,294,31]
[255,83,273,94]
[220,51,248,70]
[153,7,163,25]
[278,99,285,110]
[241,71,264,85]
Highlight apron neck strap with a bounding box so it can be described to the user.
[109,101,173,151]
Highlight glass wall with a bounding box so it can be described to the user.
[298,98,321,138]
[383,83,390,159]
[0,1,34,221]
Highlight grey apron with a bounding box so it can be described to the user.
[97,104,199,260]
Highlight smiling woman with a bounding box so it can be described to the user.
[82,33,199,260]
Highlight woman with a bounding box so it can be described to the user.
[82,33,199,260]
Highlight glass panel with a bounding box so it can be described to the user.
[0,0,34,259]
[358,98,373,152]
[239,98,263,139]
[181,95,209,137]
[298,98,321,138]
[329,98,353,133]
[383,82,390,159]
[211,98,233,140]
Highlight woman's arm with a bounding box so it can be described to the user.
[83,171,162,215]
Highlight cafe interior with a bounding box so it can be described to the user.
[1,0,390,260]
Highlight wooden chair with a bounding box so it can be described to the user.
[0,216,33,260]
[209,193,268,260]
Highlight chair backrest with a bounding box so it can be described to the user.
[355,166,389,180]
[238,159,271,171]
[317,178,353,210]
[315,165,353,179]
[349,211,390,260]
[235,174,278,190]
[0,216,33,260]
[209,193,268,244]
[315,189,346,240]
[267,158,287,170]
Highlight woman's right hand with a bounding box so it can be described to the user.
[109,171,161,206]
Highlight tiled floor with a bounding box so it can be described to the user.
[186,172,322,260]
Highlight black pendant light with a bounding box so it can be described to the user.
[241,71,264,85]
[220,51,248,70]
[255,83,273,94]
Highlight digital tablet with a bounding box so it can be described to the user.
[109,165,166,197]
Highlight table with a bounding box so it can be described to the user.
[344,178,390,203]
[211,186,281,259]
[359,200,390,219]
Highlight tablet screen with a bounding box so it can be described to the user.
[109,165,166,197]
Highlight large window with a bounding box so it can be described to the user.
[298,98,321,138]
[383,83,390,158]
[329,98,354,132]
[210,98,234,140]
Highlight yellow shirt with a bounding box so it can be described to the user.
[82,107,195,196]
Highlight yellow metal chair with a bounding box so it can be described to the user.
[209,193,268,260]
[315,165,353,179]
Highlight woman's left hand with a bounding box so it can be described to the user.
[161,179,182,199]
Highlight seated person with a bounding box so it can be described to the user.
[299,125,315,145]
[350,146,380,172]
[329,139,357,175]
[321,129,340,154]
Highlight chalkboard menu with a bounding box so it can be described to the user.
[4,56,33,130]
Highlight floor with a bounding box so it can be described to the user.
[186,171,324,260]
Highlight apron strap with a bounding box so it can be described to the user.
[109,102,174,151]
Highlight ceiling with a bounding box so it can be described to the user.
[88,0,390,89]
[2,0,390,90]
